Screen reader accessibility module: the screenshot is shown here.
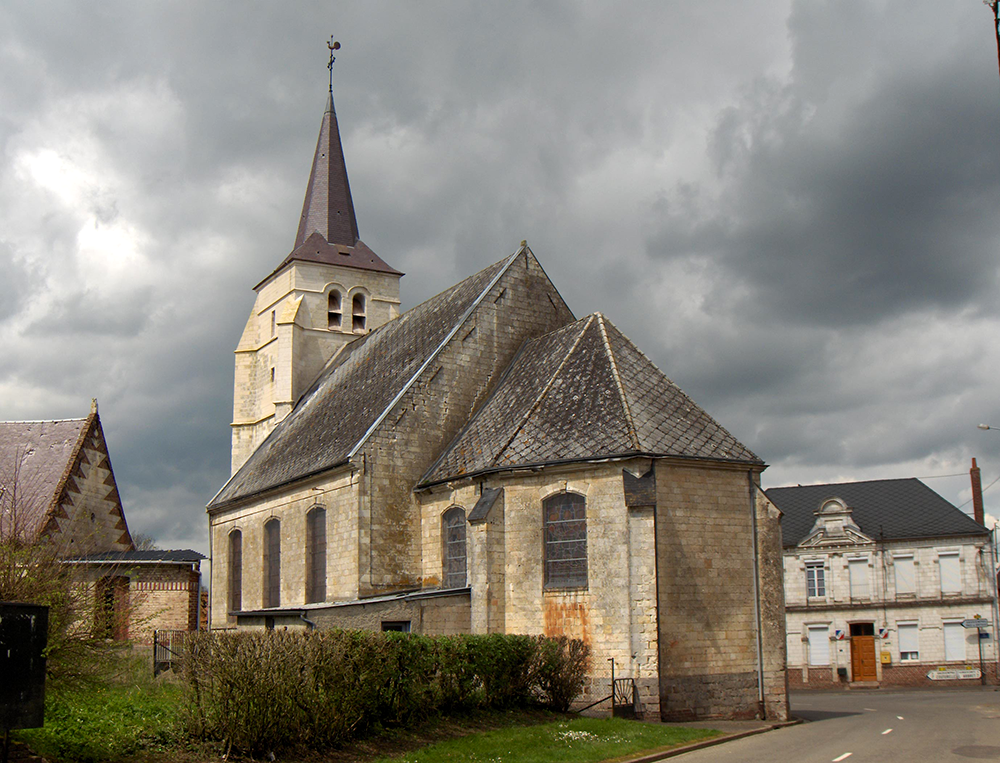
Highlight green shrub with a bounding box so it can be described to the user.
[181,629,590,756]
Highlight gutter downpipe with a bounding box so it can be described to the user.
[206,521,213,630]
[748,470,766,719]
[992,526,1000,679]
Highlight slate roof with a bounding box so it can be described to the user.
[419,313,761,487]
[255,95,402,288]
[296,93,360,249]
[766,478,989,548]
[63,549,205,563]
[0,418,90,538]
[209,252,521,509]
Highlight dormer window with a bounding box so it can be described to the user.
[352,294,366,332]
[327,290,342,330]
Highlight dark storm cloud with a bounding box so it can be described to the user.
[2,0,999,547]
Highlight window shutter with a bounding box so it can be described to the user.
[939,553,961,593]
[808,625,830,666]
[849,559,868,598]
[944,621,966,662]
[897,622,918,657]
[894,556,915,595]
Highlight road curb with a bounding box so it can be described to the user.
[616,718,804,763]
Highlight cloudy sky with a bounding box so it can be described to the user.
[3,1,1000,554]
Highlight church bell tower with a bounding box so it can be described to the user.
[230,40,403,474]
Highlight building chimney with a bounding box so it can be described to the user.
[971,457,985,526]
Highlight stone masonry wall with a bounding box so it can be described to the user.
[755,489,790,720]
[655,462,764,720]
[420,461,660,717]
[208,469,359,626]
[308,592,471,636]
[359,251,574,595]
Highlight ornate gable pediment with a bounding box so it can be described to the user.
[797,497,873,549]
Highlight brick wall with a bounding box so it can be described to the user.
[790,663,999,689]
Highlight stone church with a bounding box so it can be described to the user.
[207,82,788,721]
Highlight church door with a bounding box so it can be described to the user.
[850,622,877,681]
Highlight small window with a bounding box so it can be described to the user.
[263,518,281,608]
[381,621,411,632]
[270,367,275,384]
[328,290,342,329]
[306,507,326,604]
[806,562,825,598]
[352,293,366,332]
[228,529,243,614]
[544,492,587,588]
[443,507,467,589]
[898,622,919,661]
[271,310,276,337]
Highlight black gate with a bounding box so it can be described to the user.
[612,677,638,718]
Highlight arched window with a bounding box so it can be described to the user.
[328,290,342,329]
[442,507,467,588]
[306,507,327,604]
[352,293,366,332]
[543,492,587,588]
[228,529,243,615]
[263,518,281,608]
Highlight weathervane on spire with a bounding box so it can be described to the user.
[327,35,341,94]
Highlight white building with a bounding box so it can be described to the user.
[766,471,998,688]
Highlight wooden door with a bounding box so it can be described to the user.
[851,635,877,681]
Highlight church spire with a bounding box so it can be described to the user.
[293,37,359,249]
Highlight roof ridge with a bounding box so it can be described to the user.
[595,313,641,452]
[482,315,596,471]
[346,247,524,460]
[0,418,89,425]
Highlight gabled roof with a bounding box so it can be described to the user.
[0,418,90,539]
[0,406,132,549]
[766,478,988,548]
[419,313,761,487]
[209,251,523,509]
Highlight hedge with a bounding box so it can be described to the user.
[181,629,589,755]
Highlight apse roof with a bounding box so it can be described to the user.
[419,312,762,487]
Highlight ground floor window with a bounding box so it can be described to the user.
[897,622,919,661]
[944,621,966,662]
[808,624,830,666]
[381,621,411,633]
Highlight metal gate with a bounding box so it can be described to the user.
[153,629,187,677]
[612,677,638,718]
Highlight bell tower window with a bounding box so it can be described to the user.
[352,294,366,332]
[328,290,342,330]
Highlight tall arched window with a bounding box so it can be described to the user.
[306,506,327,604]
[352,293,366,332]
[442,507,467,588]
[263,518,281,608]
[228,529,242,616]
[543,492,587,588]
[328,290,342,329]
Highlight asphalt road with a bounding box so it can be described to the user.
[674,689,1000,762]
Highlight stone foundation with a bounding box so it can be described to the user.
[660,671,761,720]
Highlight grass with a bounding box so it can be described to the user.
[367,716,721,763]
[14,664,187,763]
